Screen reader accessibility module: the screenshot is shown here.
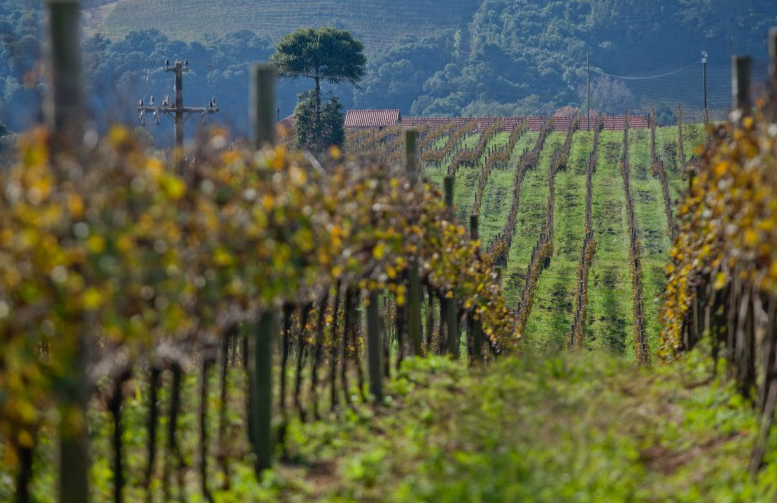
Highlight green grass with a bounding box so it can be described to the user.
[586,131,634,354]
[88,0,477,52]
[628,128,671,355]
[524,131,592,350]
[8,347,776,502]
[683,123,706,163]
[453,132,509,224]
[654,126,688,215]
[501,132,563,309]
[423,133,480,190]
[430,134,449,150]
[478,131,539,248]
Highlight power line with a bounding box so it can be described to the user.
[592,59,702,81]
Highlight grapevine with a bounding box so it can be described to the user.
[0,125,517,461]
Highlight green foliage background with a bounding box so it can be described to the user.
[1,0,776,143]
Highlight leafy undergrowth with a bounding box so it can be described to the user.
[4,348,777,502]
[261,348,777,503]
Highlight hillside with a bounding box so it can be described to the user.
[86,0,479,53]
[83,0,777,118]
[3,1,777,139]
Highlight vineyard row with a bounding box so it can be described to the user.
[487,117,553,268]
[621,117,649,364]
[568,114,603,348]
[515,116,579,335]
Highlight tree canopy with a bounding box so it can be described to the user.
[271,27,366,87]
[272,27,365,126]
[273,27,362,151]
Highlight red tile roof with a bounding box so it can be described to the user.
[345,109,401,128]
[402,117,524,132]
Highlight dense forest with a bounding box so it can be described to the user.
[1,0,776,144]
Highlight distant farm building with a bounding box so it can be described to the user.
[344,109,401,128]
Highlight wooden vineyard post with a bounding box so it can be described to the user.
[771,28,777,83]
[47,0,85,148]
[248,65,277,475]
[444,174,455,209]
[248,312,275,474]
[406,129,424,355]
[252,63,276,149]
[366,290,384,402]
[469,214,483,362]
[732,56,752,119]
[45,2,90,503]
[443,175,459,358]
[406,128,418,181]
[768,28,777,121]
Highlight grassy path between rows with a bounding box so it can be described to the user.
[586,131,633,354]
[453,131,510,224]
[479,131,539,249]
[628,128,672,354]
[423,133,480,190]
[654,126,689,219]
[524,131,592,350]
[501,132,564,308]
[5,348,771,502]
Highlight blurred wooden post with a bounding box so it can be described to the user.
[46,0,85,149]
[248,312,275,474]
[732,55,752,118]
[768,28,777,120]
[251,64,276,149]
[771,28,777,81]
[248,65,277,474]
[366,291,383,402]
[444,175,455,211]
[443,176,459,357]
[46,3,90,503]
[469,214,483,362]
[405,128,418,181]
[406,129,423,356]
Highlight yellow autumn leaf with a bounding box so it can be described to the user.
[744,229,757,247]
[108,125,130,145]
[83,287,103,310]
[162,176,186,200]
[214,247,234,267]
[713,272,727,290]
[117,235,133,253]
[18,430,34,448]
[146,157,164,177]
[67,193,84,219]
[262,194,275,213]
[86,235,106,254]
[373,242,385,260]
[713,161,729,178]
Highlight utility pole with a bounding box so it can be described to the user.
[701,51,708,120]
[587,48,591,131]
[137,59,219,173]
